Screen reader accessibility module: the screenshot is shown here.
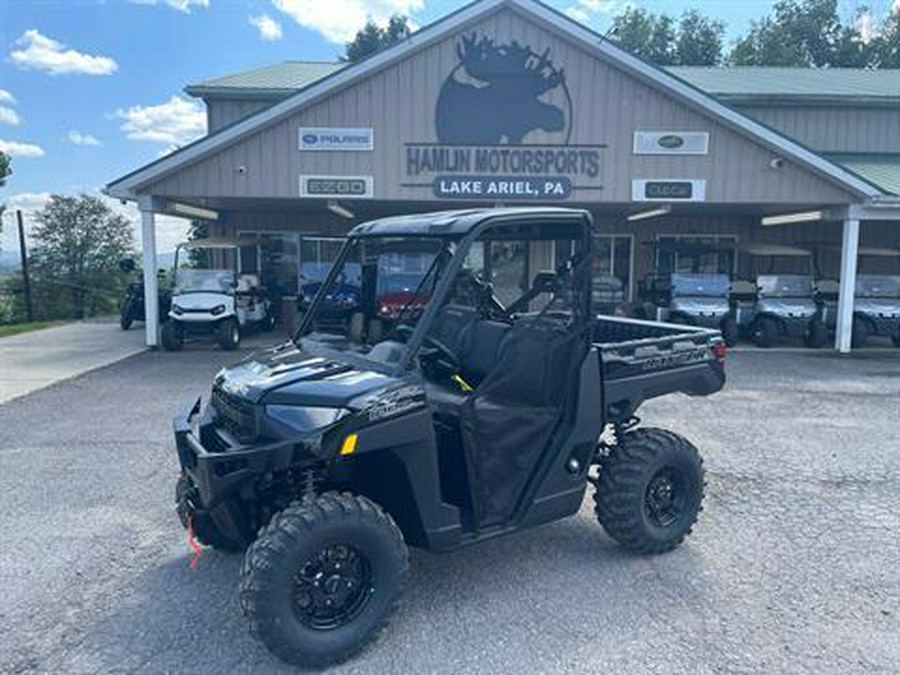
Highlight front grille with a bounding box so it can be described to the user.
[211,386,258,444]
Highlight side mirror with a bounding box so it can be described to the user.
[119,258,136,273]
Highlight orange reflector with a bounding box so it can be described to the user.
[340,433,358,456]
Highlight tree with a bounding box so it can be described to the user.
[610,8,724,66]
[0,151,10,188]
[872,9,900,67]
[29,194,135,320]
[675,10,725,66]
[343,15,411,63]
[728,0,879,67]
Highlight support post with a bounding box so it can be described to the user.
[16,210,33,322]
[834,216,860,353]
[139,204,159,348]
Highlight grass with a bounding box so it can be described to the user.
[0,321,66,339]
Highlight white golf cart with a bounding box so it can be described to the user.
[162,238,275,351]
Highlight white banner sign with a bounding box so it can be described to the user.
[633,131,709,155]
[300,175,374,199]
[299,127,374,151]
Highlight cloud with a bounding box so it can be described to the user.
[6,191,52,211]
[250,14,283,41]
[130,0,209,12]
[67,130,102,147]
[0,90,15,104]
[566,0,620,25]
[0,139,45,158]
[272,0,423,43]
[0,107,20,126]
[10,30,118,76]
[111,95,206,149]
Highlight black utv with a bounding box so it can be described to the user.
[174,208,726,667]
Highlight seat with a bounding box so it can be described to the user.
[460,320,511,382]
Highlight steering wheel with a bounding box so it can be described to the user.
[391,325,460,370]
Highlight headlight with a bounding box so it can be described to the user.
[211,304,226,316]
[266,405,350,433]
[172,305,184,315]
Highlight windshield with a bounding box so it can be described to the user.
[297,236,450,361]
[174,268,235,294]
[856,275,900,298]
[757,274,813,298]
[670,273,730,298]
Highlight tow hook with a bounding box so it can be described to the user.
[186,514,204,569]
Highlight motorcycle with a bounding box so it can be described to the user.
[119,259,172,330]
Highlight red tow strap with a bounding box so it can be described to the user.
[186,515,204,569]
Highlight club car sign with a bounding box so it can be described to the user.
[403,34,603,201]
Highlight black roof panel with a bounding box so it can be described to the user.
[349,207,590,237]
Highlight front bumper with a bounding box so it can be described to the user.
[173,396,297,509]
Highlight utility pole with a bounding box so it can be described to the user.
[16,209,33,322]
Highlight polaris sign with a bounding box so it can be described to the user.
[299,128,374,151]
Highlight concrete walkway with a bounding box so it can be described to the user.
[0,320,146,403]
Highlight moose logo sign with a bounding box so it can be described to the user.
[403,33,604,202]
[436,34,571,145]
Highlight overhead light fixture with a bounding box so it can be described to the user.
[327,200,355,220]
[169,202,219,221]
[627,205,672,222]
[761,210,826,226]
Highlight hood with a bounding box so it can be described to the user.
[670,297,730,316]
[215,343,397,407]
[756,297,818,318]
[172,292,231,310]
[855,298,900,318]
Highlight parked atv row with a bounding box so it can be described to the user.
[630,243,900,349]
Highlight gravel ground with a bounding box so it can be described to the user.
[0,345,898,674]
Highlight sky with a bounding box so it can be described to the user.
[1,0,897,252]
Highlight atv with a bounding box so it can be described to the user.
[173,208,725,667]
[162,238,275,351]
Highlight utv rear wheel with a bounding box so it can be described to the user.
[720,316,739,347]
[751,316,779,348]
[161,321,183,351]
[805,318,829,349]
[240,492,408,668]
[218,318,240,351]
[175,474,243,553]
[120,298,135,330]
[594,428,705,555]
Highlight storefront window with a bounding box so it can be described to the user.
[589,234,633,301]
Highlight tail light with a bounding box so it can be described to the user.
[711,341,727,366]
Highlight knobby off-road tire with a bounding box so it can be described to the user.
[175,474,243,553]
[218,318,240,351]
[852,316,870,349]
[751,316,779,348]
[240,492,409,668]
[594,428,705,555]
[161,321,183,351]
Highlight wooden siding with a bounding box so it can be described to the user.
[146,7,857,206]
[736,105,900,154]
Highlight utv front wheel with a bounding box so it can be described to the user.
[751,316,779,348]
[240,493,408,668]
[806,318,829,349]
[852,317,869,349]
[594,428,705,555]
[161,321,183,351]
[218,318,240,351]
[720,316,739,347]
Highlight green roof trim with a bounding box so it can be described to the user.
[826,154,900,196]
[185,61,345,98]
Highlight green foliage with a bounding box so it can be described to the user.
[343,15,411,63]
[0,151,10,188]
[611,8,724,66]
[26,194,135,320]
[186,218,210,267]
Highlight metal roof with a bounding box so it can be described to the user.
[825,154,900,196]
[187,61,900,103]
[668,67,900,103]
[185,61,345,98]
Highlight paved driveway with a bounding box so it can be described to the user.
[0,346,898,674]
[0,321,145,403]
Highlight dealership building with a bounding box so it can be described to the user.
[106,0,900,352]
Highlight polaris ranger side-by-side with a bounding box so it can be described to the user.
[173,208,726,667]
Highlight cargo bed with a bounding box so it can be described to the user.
[593,315,726,422]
